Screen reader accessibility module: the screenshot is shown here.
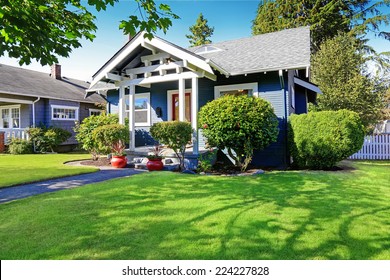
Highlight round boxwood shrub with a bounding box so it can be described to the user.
[92,123,129,156]
[198,94,279,171]
[289,109,365,169]
[74,114,119,160]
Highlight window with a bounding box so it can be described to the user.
[194,46,222,55]
[214,83,258,99]
[89,109,103,116]
[51,105,79,120]
[0,106,20,129]
[126,93,151,126]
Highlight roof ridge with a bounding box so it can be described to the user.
[190,26,310,49]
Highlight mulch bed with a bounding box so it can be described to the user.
[80,157,111,167]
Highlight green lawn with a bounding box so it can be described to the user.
[0,161,389,260]
[0,154,98,188]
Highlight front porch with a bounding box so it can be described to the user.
[0,128,29,143]
[87,32,217,157]
[126,142,210,171]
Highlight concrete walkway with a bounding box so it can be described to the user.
[0,166,145,204]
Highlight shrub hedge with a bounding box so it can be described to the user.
[289,109,365,169]
[8,138,33,154]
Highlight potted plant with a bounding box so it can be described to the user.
[146,145,164,171]
[110,141,127,168]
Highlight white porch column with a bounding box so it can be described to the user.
[118,86,126,124]
[128,85,136,152]
[178,78,185,121]
[191,77,199,155]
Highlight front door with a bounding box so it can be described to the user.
[172,93,191,121]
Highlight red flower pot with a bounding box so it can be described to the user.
[146,159,164,171]
[111,155,127,168]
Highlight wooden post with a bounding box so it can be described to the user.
[128,85,135,152]
[178,78,185,121]
[191,77,199,155]
[118,86,126,125]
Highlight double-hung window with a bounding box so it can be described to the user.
[214,83,258,99]
[51,105,79,121]
[126,93,151,126]
[0,106,20,129]
[89,109,103,116]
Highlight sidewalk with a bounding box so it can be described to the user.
[0,167,144,204]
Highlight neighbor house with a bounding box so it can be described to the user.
[0,64,105,147]
[87,26,321,168]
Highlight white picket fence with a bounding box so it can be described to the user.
[349,134,390,160]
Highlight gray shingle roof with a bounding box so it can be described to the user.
[189,26,311,75]
[0,64,105,104]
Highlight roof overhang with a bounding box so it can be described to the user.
[89,32,216,91]
[294,76,322,94]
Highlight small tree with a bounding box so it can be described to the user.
[289,110,365,169]
[186,13,214,47]
[74,114,119,160]
[311,33,384,129]
[150,121,192,170]
[198,95,279,171]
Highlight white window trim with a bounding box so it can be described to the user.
[126,92,151,127]
[214,82,259,99]
[0,105,21,129]
[51,105,79,121]
[167,89,192,121]
[89,108,103,116]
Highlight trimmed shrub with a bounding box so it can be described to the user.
[92,124,128,156]
[7,138,33,154]
[150,121,193,170]
[27,126,71,153]
[74,114,119,160]
[198,95,279,171]
[289,109,365,169]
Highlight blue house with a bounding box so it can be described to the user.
[0,64,105,147]
[87,26,321,168]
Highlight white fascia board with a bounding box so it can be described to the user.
[85,86,119,93]
[229,64,310,76]
[294,76,322,94]
[0,97,33,104]
[142,39,215,76]
[89,34,146,88]
[207,59,230,77]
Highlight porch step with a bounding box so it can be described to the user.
[131,157,180,171]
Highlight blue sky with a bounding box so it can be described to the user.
[1,0,389,81]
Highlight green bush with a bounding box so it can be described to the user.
[92,124,128,156]
[150,121,192,170]
[7,138,33,154]
[289,109,365,169]
[27,126,71,153]
[74,114,119,160]
[198,95,279,171]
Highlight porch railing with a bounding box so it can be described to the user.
[0,128,29,143]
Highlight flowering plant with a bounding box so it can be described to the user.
[146,145,164,160]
